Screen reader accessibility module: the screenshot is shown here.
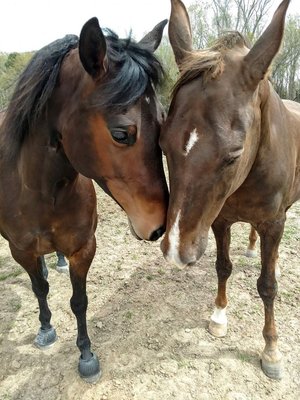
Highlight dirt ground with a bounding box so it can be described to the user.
[0,183,299,400]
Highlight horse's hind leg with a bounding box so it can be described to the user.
[246,225,258,258]
[40,255,48,280]
[9,245,57,348]
[209,217,233,338]
[68,235,100,383]
[56,251,69,274]
[256,219,285,380]
[246,226,281,278]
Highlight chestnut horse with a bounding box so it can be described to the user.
[161,0,299,379]
[0,18,169,382]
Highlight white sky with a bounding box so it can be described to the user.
[0,0,298,53]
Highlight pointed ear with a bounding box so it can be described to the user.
[244,0,290,88]
[139,19,168,53]
[79,17,108,80]
[169,0,193,67]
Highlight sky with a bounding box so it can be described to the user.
[0,0,299,53]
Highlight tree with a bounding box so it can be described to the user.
[271,15,300,100]
[0,52,33,110]
[187,0,300,102]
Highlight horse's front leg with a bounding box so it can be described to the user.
[9,245,57,348]
[256,219,285,380]
[209,217,233,338]
[68,235,100,383]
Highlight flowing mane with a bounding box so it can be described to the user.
[172,32,248,97]
[0,34,79,159]
[1,29,164,160]
[91,29,164,111]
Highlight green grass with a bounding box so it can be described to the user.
[124,311,133,320]
[0,269,22,281]
[282,224,298,241]
[237,351,253,363]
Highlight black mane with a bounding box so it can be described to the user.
[1,29,163,159]
[90,29,163,111]
[0,34,78,159]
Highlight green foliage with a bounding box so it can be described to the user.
[271,15,300,101]
[0,51,33,110]
[185,0,300,102]
[156,37,179,111]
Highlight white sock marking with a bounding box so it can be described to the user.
[211,307,227,325]
[185,129,199,156]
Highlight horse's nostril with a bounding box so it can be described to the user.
[149,225,166,241]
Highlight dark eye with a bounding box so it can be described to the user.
[226,157,237,166]
[224,148,244,166]
[110,126,137,146]
[111,129,128,144]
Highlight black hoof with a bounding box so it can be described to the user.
[78,353,101,383]
[34,327,57,349]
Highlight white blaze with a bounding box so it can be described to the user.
[167,211,182,265]
[185,129,199,156]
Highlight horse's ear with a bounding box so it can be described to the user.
[79,17,108,80]
[244,0,290,88]
[169,0,193,68]
[139,19,168,53]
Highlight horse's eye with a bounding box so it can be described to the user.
[111,129,129,144]
[224,148,244,166]
[110,126,137,146]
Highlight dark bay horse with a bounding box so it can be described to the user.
[0,18,168,382]
[161,0,299,380]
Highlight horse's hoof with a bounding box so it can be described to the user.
[56,254,69,274]
[261,357,283,380]
[78,353,101,384]
[34,327,57,349]
[245,249,257,258]
[56,264,69,274]
[208,320,227,337]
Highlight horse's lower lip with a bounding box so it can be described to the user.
[128,218,142,240]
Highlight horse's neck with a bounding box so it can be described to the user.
[18,124,78,197]
[259,83,285,144]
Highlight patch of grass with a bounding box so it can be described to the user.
[237,352,253,363]
[0,269,22,281]
[158,268,166,275]
[282,224,298,241]
[10,298,21,312]
[236,257,249,268]
[1,394,13,400]
[146,275,154,281]
[124,311,133,320]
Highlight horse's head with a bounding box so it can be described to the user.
[55,19,169,241]
[160,0,290,266]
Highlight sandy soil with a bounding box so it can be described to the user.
[0,183,299,400]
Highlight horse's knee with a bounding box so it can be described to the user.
[257,277,278,303]
[215,260,232,281]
